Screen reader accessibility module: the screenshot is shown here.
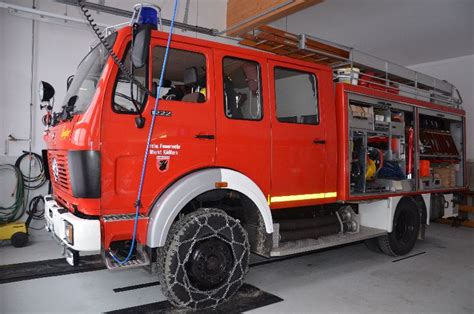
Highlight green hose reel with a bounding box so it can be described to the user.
[0,164,25,224]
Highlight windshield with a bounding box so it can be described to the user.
[62,33,117,115]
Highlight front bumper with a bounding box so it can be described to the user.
[44,195,101,251]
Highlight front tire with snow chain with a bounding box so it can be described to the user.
[157,208,250,309]
[378,198,420,256]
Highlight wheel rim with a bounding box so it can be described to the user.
[187,237,234,290]
[395,210,416,244]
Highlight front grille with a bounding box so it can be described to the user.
[48,151,72,193]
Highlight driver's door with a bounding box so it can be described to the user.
[101,39,215,215]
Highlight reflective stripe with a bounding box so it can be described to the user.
[270,192,337,203]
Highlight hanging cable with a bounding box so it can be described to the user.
[26,195,45,231]
[15,151,47,190]
[28,195,45,220]
[109,0,180,265]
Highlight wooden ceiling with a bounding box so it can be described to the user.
[239,25,350,66]
[226,0,323,36]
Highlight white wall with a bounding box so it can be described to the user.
[408,55,474,161]
[0,0,227,224]
[0,0,228,158]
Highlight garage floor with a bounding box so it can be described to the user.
[1,222,473,313]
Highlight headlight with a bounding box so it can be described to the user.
[64,220,74,245]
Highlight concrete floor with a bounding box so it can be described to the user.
[0,222,473,313]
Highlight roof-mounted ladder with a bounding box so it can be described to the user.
[240,26,463,109]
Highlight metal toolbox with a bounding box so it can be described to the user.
[349,104,374,130]
[390,121,405,136]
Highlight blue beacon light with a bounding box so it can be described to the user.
[137,6,159,28]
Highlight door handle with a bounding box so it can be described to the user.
[313,139,326,144]
[195,134,215,140]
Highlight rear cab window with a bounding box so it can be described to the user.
[274,67,319,125]
[222,57,263,120]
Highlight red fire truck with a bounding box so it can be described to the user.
[40,4,466,309]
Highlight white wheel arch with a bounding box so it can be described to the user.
[147,168,273,248]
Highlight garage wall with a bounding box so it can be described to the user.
[0,0,227,158]
[0,0,227,222]
[408,54,474,161]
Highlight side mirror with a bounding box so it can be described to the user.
[131,5,159,68]
[67,95,78,108]
[39,81,55,102]
[131,24,152,69]
[61,96,78,120]
[67,75,74,90]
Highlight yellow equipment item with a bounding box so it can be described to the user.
[366,158,376,181]
[0,222,29,247]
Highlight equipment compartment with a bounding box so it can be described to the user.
[345,92,465,197]
[418,109,464,190]
[348,94,415,196]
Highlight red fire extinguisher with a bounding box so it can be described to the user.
[407,127,414,179]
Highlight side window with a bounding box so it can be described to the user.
[223,57,262,120]
[274,67,319,125]
[113,47,147,113]
[152,46,206,103]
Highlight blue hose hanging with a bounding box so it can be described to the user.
[111,0,180,265]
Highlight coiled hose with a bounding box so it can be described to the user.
[15,152,47,190]
[0,165,25,224]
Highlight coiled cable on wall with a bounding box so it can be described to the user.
[0,165,25,224]
[15,151,46,190]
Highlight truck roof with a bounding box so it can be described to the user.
[116,26,334,75]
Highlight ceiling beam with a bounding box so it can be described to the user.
[54,0,218,36]
[225,0,323,36]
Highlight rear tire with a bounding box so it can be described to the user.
[378,198,420,256]
[157,208,249,309]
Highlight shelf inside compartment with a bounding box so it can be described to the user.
[349,100,415,196]
[418,112,464,190]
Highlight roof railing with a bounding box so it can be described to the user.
[240,26,463,109]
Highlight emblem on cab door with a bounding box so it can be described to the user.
[52,158,59,182]
[61,127,72,140]
[156,156,170,173]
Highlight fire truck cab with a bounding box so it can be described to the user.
[41,13,466,309]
